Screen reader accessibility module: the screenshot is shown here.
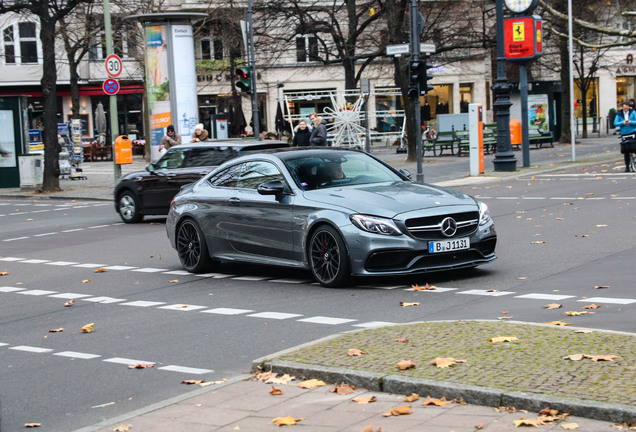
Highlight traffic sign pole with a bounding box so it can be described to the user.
[103,0,121,183]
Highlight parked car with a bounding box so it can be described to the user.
[114,140,288,223]
[166,148,497,287]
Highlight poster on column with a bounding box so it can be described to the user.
[170,24,199,143]
[145,25,171,160]
[528,94,549,133]
[0,110,16,168]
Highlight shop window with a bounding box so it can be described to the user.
[296,34,318,63]
[459,83,473,113]
[3,22,38,65]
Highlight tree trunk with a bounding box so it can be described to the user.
[558,39,571,144]
[40,16,60,191]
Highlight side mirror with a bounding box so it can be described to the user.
[399,168,412,180]
[257,180,286,197]
[146,163,156,173]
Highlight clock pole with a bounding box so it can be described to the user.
[492,0,517,172]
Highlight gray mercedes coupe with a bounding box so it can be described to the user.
[166,148,497,287]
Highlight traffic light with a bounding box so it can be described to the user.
[235,66,252,93]
[409,58,434,97]
[421,57,434,94]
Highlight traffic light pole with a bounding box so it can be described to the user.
[247,0,260,140]
[409,0,423,183]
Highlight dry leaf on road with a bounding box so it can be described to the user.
[412,283,436,291]
[594,285,609,289]
[64,299,75,307]
[270,386,283,395]
[330,382,355,395]
[404,393,419,402]
[488,336,519,343]
[94,268,107,273]
[81,323,95,333]
[348,348,366,356]
[422,396,452,406]
[24,423,41,428]
[382,405,413,416]
[583,304,600,309]
[48,328,64,333]
[395,338,409,343]
[545,303,562,309]
[396,360,416,370]
[272,416,303,426]
[128,363,154,369]
[543,321,571,326]
[563,354,585,361]
[399,301,420,307]
[112,426,132,432]
[431,358,466,368]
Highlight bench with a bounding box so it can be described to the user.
[529,130,554,148]
[454,130,470,156]
[482,128,497,154]
[433,131,456,155]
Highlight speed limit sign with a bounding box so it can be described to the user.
[105,54,122,78]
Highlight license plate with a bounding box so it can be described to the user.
[429,237,470,253]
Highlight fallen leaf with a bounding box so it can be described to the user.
[563,311,587,316]
[574,329,593,334]
[64,299,75,307]
[128,363,154,369]
[563,354,585,361]
[169,280,178,283]
[486,289,500,292]
[513,417,547,427]
[330,382,355,395]
[360,426,381,432]
[399,301,420,307]
[112,426,132,432]
[545,303,562,309]
[422,396,452,406]
[561,423,580,430]
[181,380,205,385]
[594,285,610,289]
[269,374,295,385]
[476,423,485,430]
[382,405,413,416]
[94,268,107,273]
[586,354,619,362]
[412,283,436,291]
[596,224,608,227]
[255,371,277,382]
[395,338,410,343]
[543,321,571,326]
[404,393,419,402]
[431,358,466,368]
[348,348,366,356]
[270,386,283,395]
[498,316,512,320]
[24,423,41,428]
[272,416,303,426]
[530,241,546,244]
[583,304,600,309]
[351,396,376,404]
[396,360,416,370]
[501,311,509,314]
[81,322,95,333]
[516,277,528,280]
[574,234,589,238]
[489,336,519,343]
[0,271,8,276]
[298,379,326,389]
[48,328,64,333]
[81,279,91,283]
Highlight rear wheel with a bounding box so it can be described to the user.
[118,191,143,223]
[309,225,350,288]
[630,153,636,172]
[176,219,215,273]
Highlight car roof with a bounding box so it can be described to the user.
[174,139,288,150]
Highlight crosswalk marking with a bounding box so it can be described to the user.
[457,289,515,297]
[247,312,303,320]
[54,351,101,359]
[353,321,397,328]
[10,346,53,353]
[121,300,166,307]
[202,308,254,315]
[515,293,576,301]
[48,293,92,299]
[157,365,213,374]
[82,296,126,304]
[17,289,58,296]
[158,304,208,312]
[578,297,636,305]
[297,316,357,325]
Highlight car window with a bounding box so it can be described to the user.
[183,147,237,168]
[156,149,185,169]
[208,164,241,188]
[236,161,284,190]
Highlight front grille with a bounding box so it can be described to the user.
[405,211,479,239]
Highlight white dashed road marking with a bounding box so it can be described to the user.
[103,357,155,366]
[158,304,208,312]
[457,289,515,297]
[17,289,58,296]
[48,292,92,299]
[247,312,303,320]
[578,297,636,305]
[297,316,357,325]
[54,351,101,360]
[352,321,397,328]
[121,301,166,307]
[202,308,254,315]
[10,346,54,353]
[82,296,126,304]
[157,365,212,374]
[515,293,576,301]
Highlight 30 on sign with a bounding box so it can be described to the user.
[105,54,122,78]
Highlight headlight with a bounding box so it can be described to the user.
[350,214,402,236]
[478,201,491,226]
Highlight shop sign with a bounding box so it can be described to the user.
[504,15,543,63]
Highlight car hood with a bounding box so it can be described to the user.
[303,181,476,217]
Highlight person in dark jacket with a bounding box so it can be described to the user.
[293,119,311,147]
[308,112,327,146]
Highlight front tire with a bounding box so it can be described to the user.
[309,225,350,288]
[176,219,215,273]
[118,191,143,223]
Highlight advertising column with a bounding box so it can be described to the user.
[170,25,199,144]
[145,24,172,161]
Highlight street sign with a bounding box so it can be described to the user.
[105,54,122,78]
[385,43,436,56]
[103,78,120,95]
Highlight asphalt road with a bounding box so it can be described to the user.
[0,162,634,431]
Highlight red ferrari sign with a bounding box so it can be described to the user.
[504,16,543,63]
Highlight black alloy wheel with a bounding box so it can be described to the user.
[118,191,143,223]
[176,219,214,273]
[309,225,350,288]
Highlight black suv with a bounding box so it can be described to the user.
[114,140,288,223]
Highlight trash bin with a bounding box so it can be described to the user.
[114,135,133,165]
[510,119,522,147]
[18,154,43,189]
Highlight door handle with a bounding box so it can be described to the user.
[228,197,240,206]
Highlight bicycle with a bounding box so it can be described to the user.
[619,134,636,172]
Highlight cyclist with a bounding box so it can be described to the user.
[614,101,636,172]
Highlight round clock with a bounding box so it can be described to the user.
[504,0,539,14]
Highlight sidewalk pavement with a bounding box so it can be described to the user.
[5,138,633,431]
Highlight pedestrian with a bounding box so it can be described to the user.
[160,125,182,154]
[308,112,327,146]
[191,123,209,142]
[293,119,311,147]
[614,101,636,172]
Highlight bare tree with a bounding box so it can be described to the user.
[0,0,93,191]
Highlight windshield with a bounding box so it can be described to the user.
[283,151,404,191]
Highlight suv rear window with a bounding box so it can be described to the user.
[184,147,237,167]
